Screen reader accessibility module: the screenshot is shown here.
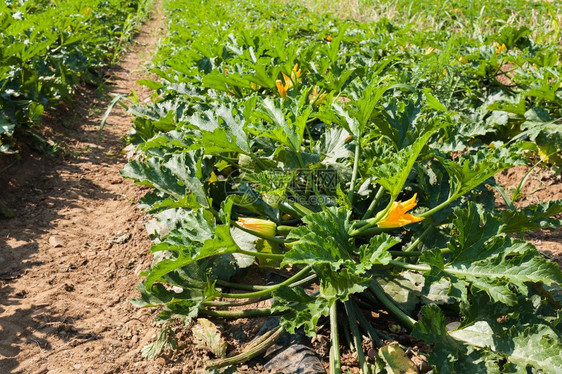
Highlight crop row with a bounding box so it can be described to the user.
[123,0,562,372]
[0,0,152,153]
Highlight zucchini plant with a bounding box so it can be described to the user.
[124,0,562,372]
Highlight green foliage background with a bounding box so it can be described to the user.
[0,0,152,153]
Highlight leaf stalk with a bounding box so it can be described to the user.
[348,139,362,204]
[369,281,415,330]
[329,301,342,374]
[344,301,370,374]
[218,266,312,299]
[205,326,285,369]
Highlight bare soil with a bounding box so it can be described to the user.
[495,166,562,266]
[0,4,560,374]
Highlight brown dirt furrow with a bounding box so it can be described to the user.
[495,166,562,267]
[0,4,179,374]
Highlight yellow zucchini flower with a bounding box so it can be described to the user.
[377,194,424,228]
[275,73,293,98]
[538,148,550,163]
[309,86,327,106]
[495,43,506,54]
[291,64,302,83]
[237,218,277,237]
[276,64,302,98]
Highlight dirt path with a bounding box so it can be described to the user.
[495,168,562,266]
[0,5,179,374]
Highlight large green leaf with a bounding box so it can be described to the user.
[412,304,463,373]
[500,200,562,233]
[316,126,353,166]
[357,233,398,272]
[144,209,239,288]
[189,105,250,154]
[121,157,187,199]
[372,129,436,198]
[440,147,524,199]
[415,203,562,305]
[121,152,209,206]
[283,207,354,270]
[131,282,204,309]
[517,108,562,157]
[447,240,561,286]
[272,286,332,337]
[444,236,562,304]
[249,98,310,152]
[448,203,504,262]
[163,152,209,205]
[316,267,369,300]
[413,305,512,373]
[450,322,562,372]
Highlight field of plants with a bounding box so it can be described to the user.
[1,0,561,372]
[119,0,562,372]
[0,0,151,153]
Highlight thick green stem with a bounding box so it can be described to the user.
[389,260,434,272]
[310,88,327,107]
[277,225,296,235]
[389,250,422,257]
[349,300,382,347]
[369,281,415,330]
[389,259,458,274]
[247,152,272,172]
[362,185,385,220]
[279,201,302,219]
[206,326,285,369]
[244,325,279,351]
[304,124,315,152]
[341,314,354,352]
[218,266,312,299]
[329,302,342,374]
[289,273,317,288]
[289,201,315,216]
[348,140,362,204]
[215,279,271,291]
[280,218,301,225]
[215,273,316,300]
[357,290,380,308]
[238,248,285,260]
[208,206,221,220]
[494,184,515,210]
[349,198,395,236]
[200,307,280,318]
[419,194,457,218]
[202,297,269,307]
[295,151,306,169]
[403,224,433,252]
[349,226,385,237]
[215,154,254,174]
[345,302,370,374]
